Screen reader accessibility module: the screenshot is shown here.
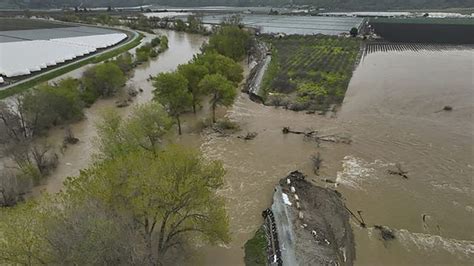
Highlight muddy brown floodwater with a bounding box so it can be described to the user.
[198,48,474,265]
[29,30,473,266]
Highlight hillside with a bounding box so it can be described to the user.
[2,0,472,10]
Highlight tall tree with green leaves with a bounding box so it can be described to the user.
[207,25,252,61]
[82,62,125,99]
[177,63,209,113]
[153,72,191,135]
[0,201,51,265]
[64,145,230,264]
[199,74,237,123]
[194,52,244,84]
[95,102,173,159]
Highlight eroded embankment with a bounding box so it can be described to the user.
[259,171,355,266]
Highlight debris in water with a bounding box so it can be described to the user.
[237,132,258,140]
[387,163,409,179]
[311,152,323,175]
[322,178,336,184]
[374,225,396,241]
[63,126,79,145]
[282,127,351,144]
[435,105,453,113]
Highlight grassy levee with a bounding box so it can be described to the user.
[244,227,267,266]
[0,33,143,100]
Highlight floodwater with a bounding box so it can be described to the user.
[337,48,474,265]
[199,47,474,265]
[27,30,473,266]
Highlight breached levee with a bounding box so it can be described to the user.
[259,171,355,265]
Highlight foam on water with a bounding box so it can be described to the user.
[396,229,474,258]
[335,155,377,190]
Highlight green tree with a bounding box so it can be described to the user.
[0,201,51,265]
[194,52,244,84]
[350,27,358,37]
[96,102,173,160]
[153,72,191,135]
[112,52,134,74]
[207,25,252,61]
[64,145,230,264]
[187,15,204,33]
[82,62,125,99]
[20,78,83,135]
[199,74,237,123]
[151,37,161,47]
[174,19,187,31]
[177,63,209,113]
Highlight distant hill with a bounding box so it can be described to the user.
[4,0,473,11]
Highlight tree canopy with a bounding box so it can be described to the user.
[95,102,173,159]
[194,52,244,85]
[153,72,192,135]
[199,73,237,123]
[82,62,125,100]
[207,25,252,62]
[177,63,209,113]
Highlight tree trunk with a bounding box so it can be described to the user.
[192,98,196,114]
[176,115,182,135]
[212,104,216,124]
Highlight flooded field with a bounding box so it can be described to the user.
[20,28,473,266]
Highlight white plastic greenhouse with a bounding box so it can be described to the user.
[0,33,127,78]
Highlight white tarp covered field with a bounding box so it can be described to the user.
[0,33,127,78]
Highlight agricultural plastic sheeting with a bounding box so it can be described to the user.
[0,33,127,77]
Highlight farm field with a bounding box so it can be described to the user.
[260,35,362,111]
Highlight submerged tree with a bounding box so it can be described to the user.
[199,74,237,123]
[153,72,191,135]
[177,63,209,113]
[82,62,125,99]
[95,102,173,159]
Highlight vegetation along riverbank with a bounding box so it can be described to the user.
[0,18,254,265]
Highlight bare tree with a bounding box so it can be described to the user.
[0,170,26,207]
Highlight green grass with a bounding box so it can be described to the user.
[261,35,361,110]
[244,227,267,266]
[0,33,143,100]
